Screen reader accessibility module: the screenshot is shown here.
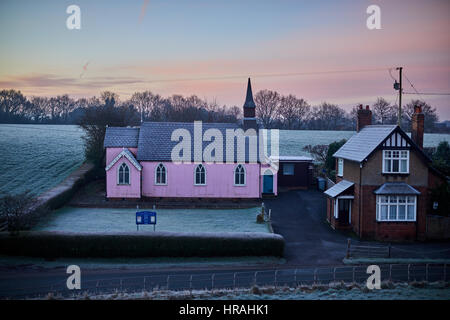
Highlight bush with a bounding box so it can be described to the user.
[0,231,285,258]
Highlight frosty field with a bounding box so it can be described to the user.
[1,124,449,196]
[33,206,270,233]
[0,124,84,196]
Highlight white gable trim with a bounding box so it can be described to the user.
[383,132,410,148]
[106,148,142,172]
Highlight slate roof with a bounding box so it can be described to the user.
[104,127,140,148]
[374,182,421,195]
[333,125,397,162]
[324,179,354,198]
[136,122,261,162]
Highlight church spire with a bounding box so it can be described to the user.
[243,78,257,131]
[243,78,256,108]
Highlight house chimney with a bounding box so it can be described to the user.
[356,104,372,132]
[411,105,424,149]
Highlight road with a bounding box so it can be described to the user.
[1,263,448,299]
[1,190,449,299]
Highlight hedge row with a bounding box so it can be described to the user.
[0,231,285,258]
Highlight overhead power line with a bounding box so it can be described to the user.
[142,67,393,84]
[403,92,450,96]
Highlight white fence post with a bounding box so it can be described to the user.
[352,267,356,283]
[444,264,447,282]
[233,273,237,290]
[254,271,258,286]
[275,270,278,288]
[189,275,193,292]
[211,274,215,292]
[294,269,298,285]
[166,275,170,290]
[407,264,410,283]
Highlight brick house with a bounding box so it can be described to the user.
[324,105,446,241]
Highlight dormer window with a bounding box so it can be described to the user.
[337,158,344,177]
[383,150,409,174]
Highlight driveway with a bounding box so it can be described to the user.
[264,190,450,266]
[264,190,350,266]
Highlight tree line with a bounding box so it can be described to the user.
[0,88,445,132]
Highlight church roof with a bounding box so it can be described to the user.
[103,127,140,148]
[136,121,260,163]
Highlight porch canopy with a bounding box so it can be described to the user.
[324,179,354,198]
[374,182,420,195]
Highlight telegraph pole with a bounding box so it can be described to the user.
[396,67,403,127]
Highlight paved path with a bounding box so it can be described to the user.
[264,190,351,266]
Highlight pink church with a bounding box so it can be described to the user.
[103,79,281,200]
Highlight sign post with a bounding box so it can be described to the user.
[136,211,157,231]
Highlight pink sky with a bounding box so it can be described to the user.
[1,0,449,119]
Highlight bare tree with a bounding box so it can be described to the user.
[0,192,40,234]
[100,91,119,107]
[403,99,439,132]
[373,97,395,124]
[254,90,280,128]
[311,103,346,130]
[278,95,310,129]
[0,89,27,121]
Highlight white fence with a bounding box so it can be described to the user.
[1,264,448,299]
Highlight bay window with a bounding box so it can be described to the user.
[376,195,416,222]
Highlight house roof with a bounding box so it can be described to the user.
[136,121,260,162]
[333,125,397,162]
[104,127,140,148]
[272,156,313,162]
[324,179,354,198]
[373,182,421,195]
[105,148,142,171]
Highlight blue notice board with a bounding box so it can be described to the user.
[136,211,157,230]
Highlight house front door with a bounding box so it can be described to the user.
[338,199,351,225]
[263,173,274,194]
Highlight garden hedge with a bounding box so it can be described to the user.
[0,231,284,258]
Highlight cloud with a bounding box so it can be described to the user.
[0,73,145,90]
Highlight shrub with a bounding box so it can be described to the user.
[0,231,285,258]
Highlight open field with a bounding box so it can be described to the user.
[1,124,448,196]
[33,206,269,233]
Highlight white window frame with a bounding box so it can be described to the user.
[194,164,206,186]
[337,158,344,177]
[334,199,338,219]
[154,163,167,185]
[117,162,130,185]
[234,164,246,186]
[382,150,409,174]
[376,195,417,222]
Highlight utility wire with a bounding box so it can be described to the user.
[404,92,450,96]
[141,67,394,84]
